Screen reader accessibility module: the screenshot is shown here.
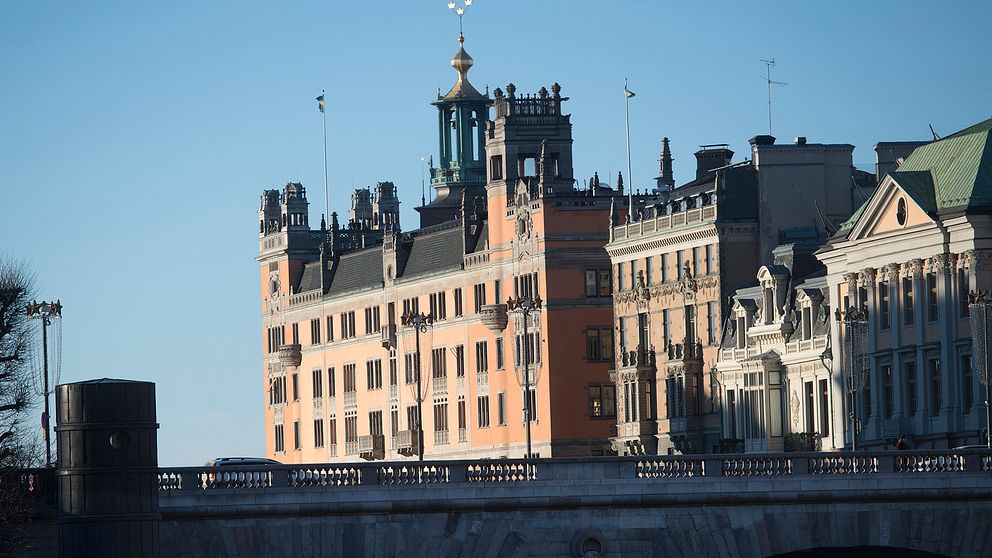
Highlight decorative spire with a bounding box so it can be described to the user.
[617,171,624,194]
[658,137,675,191]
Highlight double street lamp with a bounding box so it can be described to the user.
[837,306,869,451]
[968,291,992,448]
[26,300,63,468]
[507,294,542,459]
[401,311,434,461]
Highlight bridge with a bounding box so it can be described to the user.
[17,379,992,557]
[156,450,991,557]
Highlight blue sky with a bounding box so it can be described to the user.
[2,1,989,465]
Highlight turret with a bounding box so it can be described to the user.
[656,137,675,192]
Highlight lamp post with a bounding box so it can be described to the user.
[401,311,434,461]
[836,305,869,451]
[968,291,992,448]
[26,300,63,468]
[507,294,542,458]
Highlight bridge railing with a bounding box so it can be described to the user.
[157,449,992,491]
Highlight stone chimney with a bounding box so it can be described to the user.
[694,145,734,179]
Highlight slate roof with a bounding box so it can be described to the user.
[327,248,384,297]
[399,225,465,280]
[297,261,323,293]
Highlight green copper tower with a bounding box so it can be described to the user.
[417,33,491,228]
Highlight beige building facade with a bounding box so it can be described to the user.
[816,119,992,449]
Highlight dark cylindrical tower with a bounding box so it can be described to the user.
[55,379,159,558]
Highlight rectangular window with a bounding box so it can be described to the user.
[364,306,381,334]
[929,358,941,415]
[618,317,627,351]
[692,246,701,277]
[598,269,611,296]
[477,395,490,428]
[495,337,505,369]
[292,373,299,401]
[310,318,321,345]
[457,398,467,431]
[494,280,502,307]
[617,262,626,292]
[804,381,815,433]
[291,323,299,345]
[490,155,503,180]
[960,269,970,317]
[962,354,974,412]
[645,256,653,285]
[526,388,538,422]
[585,328,614,361]
[344,414,358,444]
[475,340,489,374]
[906,361,918,416]
[661,254,670,283]
[497,392,506,425]
[879,282,890,329]
[473,283,487,313]
[326,316,334,342]
[588,385,617,418]
[406,405,418,430]
[432,347,447,379]
[585,270,597,297]
[369,410,383,437]
[903,277,914,325]
[629,259,638,290]
[585,269,612,297]
[454,345,465,377]
[637,313,650,349]
[366,359,383,390]
[390,408,399,437]
[344,364,357,393]
[312,369,322,398]
[313,419,324,448]
[882,364,893,419]
[293,420,301,450]
[676,250,685,279]
[433,402,448,434]
[328,418,337,449]
[663,310,671,347]
[818,379,830,436]
[328,367,336,397]
[389,357,397,386]
[274,424,285,453]
[454,288,463,317]
[705,244,714,275]
[927,273,938,321]
[684,305,696,344]
[404,353,420,384]
[707,302,717,345]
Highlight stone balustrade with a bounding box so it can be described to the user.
[276,344,302,368]
[156,449,992,493]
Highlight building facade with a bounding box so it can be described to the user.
[816,119,992,449]
[257,35,626,463]
[607,136,866,455]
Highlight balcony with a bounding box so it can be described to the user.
[434,430,449,446]
[381,324,397,349]
[609,346,656,384]
[663,340,703,361]
[479,304,508,332]
[619,347,656,368]
[358,434,385,461]
[277,344,302,368]
[610,420,658,456]
[395,429,420,457]
[345,440,359,456]
[458,427,467,443]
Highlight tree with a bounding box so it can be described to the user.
[0,257,39,554]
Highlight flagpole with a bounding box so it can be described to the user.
[624,78,633,222]
[321,89,329,230]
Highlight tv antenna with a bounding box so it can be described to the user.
[760,58,788,135]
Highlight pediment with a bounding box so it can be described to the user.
[848,173,936,241]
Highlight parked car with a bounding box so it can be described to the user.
[203,457,281,486]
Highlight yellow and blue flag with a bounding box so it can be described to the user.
[623,86,636,99]
[316,94,325,113]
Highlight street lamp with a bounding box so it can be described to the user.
[968,291,992,448]
[26,300,63,468]
[507,294,542,458]
[836,305,869,451]
[401,311,434,461]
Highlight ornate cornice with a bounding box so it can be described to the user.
[843,273,858,293]
[613,276,718,306]
[905,258,924,278]
[927,253,952,274]
[882,263,901,283]
[858,268,876,287]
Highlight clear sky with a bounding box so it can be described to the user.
[2,1,989,465]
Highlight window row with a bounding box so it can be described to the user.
[616,244,716,292]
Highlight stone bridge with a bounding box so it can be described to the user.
[148,451,992,557]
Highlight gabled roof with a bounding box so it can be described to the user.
[889,170,937,213]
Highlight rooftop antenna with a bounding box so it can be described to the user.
[929,124,941,141]
[420,156,427,206]
[760,59,788,135]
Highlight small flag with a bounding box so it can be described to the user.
[623,86,636,99]
[316,94,325,113]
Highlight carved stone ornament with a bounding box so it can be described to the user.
[905,258,924,278]
[882,263,900,282]
[858,268,877,287]
[957,250,976,270]
[843,273,858,293]
[790,390,801,429]
[928,252,952,273]
[613,276,717,306]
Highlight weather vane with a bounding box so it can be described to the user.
[448,0,473,37]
